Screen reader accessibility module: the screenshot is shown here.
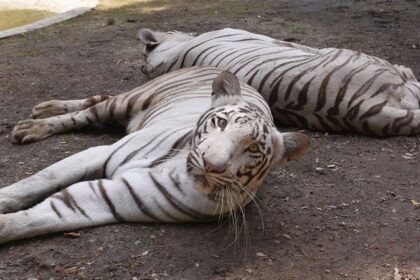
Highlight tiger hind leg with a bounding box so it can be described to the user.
[0,179,123,244]
[0,173,162,244]
[30,95,111,119]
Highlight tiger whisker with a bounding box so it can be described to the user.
[234,181,265,232]
[231,186,250,257]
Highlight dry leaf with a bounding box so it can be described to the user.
[401,155,413,160]
[410,200,420,206]
[63,232,80,238]
[256,252,266,257]
[282,234,291,239]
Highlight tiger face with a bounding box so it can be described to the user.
[186,71,310,200]
[138,28,196,78]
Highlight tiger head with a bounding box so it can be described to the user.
[187,71,310,203]
[138,28,197,78]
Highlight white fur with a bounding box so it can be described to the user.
[0,67,309,244]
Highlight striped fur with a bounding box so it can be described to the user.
[0,67,309,244]
[139,28,420,136]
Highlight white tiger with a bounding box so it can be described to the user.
[0,67,309,244]
[138,28,420,136]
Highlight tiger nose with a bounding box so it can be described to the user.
[202,155,226,173]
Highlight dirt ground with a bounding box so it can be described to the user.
[0,0,419,279]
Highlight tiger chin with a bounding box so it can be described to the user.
[0,67,309,245]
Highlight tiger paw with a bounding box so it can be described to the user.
[0,215,14,245]
[0,196,19,214]
[30,100,69,119]
[12,119,54,144]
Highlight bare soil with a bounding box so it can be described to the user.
[0,0,419,279]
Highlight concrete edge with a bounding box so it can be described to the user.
[0,2,98,39]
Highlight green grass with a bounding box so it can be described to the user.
[0,9,57,31]
[289,26,308,35]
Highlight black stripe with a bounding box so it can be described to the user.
[225,46,265,69]
[89,106,100,122]
[142,127,191,159]
[122,178,161,221]
[103,134,138,177]
[125,94,142,118]
[149,131,192,168]
[230,38,265,42]
[295,76,316,110]
[359,100,388,121]
[153,198,184,222]
[392,110,414,133]
[315,53,354,112]
[169,173,184,194]
[327,62,371,116]
[345,99,364,121]
[53,190,76,212]
[348,69,388,108]
[268,77,282,107]
[207,48,234,65]
[314,113,332,131]
[177,33,243,69]
[198,46,225,66]
[247,70,260,86]
[149,172,215,221]
[362,121,373,134]
[214,48,240,67]
[50,201,63,219]
[108,97,118,120]
[268,54,325,89]
[283,54,333,101]
[191,45,220,66]
[88,181,100,198]
[370,83,402,98]
[98,180,124,221]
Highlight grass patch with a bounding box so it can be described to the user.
[98,0,166,11]
[289,26,308,35]
[0,9,57,31]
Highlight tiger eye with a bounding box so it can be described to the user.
[249,144,259,153]
[218,118,227,129]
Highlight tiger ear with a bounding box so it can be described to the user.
[273,131,310,163]
[211,71,243,107]
[138,28,160,47]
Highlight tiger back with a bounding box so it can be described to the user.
[139,28,420,136]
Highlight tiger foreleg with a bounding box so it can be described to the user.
[0,143,120,214]
[12,95,126,143]
[30,95,112,119]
